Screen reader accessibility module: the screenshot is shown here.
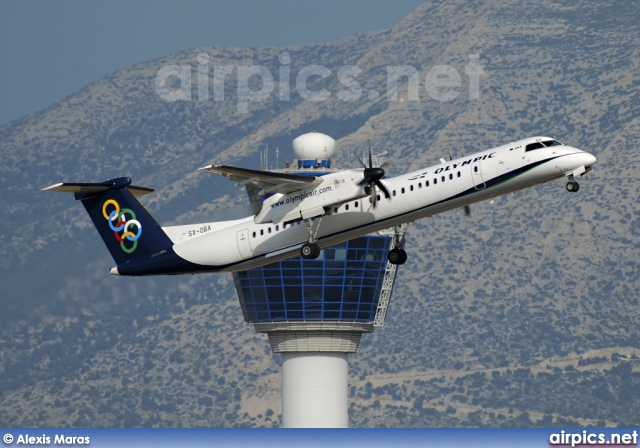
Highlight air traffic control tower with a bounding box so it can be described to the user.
[231,131,406,427]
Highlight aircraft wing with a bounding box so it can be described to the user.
[198,165,323,194]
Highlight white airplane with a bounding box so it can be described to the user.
[43,136,596,276]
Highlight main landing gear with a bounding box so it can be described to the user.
[387,225,408,265]
[300,217,322,259]
[388,248,407,265]
[565,174,580,193]
[301,241,321,259]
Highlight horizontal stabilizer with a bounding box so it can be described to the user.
[42,181,154,197]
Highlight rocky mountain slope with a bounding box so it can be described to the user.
[1,0,639,427]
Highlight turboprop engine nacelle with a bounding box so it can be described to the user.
[254,169,367,224]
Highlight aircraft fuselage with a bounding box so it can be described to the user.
[112,136,596,276]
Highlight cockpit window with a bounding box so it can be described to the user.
[525,142,545,152]
[541,140,562,147]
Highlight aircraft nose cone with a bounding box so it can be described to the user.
[583,152,597,167]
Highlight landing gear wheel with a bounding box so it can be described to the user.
[301,242,321,259]
[566,181,580,193]
[388,248,407,265]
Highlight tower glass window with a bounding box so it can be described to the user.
[233,236,392,323]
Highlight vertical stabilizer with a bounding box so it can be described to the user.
[44,177,173,266]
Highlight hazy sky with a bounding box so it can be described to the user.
[0,1,427,125]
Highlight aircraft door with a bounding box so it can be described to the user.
[472,160,486,190]
[236,229,253,258]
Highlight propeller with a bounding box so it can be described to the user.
[357,148,390,207]
[448,151,471,217]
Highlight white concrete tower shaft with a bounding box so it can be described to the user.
[281,352,348,428]
[253,321,375,428]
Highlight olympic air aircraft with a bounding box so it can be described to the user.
[43,136,596,276]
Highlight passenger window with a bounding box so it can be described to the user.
[355,201,359,207]
[410,185,414,191]
[441,176,445,182]
[426,180,429,187]
[457,171,461,177]
[252,232,256,238]
[268,227,271,234]
[345,204,349,211]
[401,187,405,194]
[434,178,437,185]
[393,190,397,196]
[260,229,264,236]
[474,166,478,172]
[449,173,453,180]
[275,225,279,231]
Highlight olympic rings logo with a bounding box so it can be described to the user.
[102,199,142,254]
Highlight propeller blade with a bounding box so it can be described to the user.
[375,179,390,199]
[464,205,471,216]
[370,182,377,206]
[355,154,367,169]
[358,148,389,208]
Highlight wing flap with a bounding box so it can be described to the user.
[199,165,322,194]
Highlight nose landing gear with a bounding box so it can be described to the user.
[565,174,580,193]
[566,180,580,192]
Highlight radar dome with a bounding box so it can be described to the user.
[292,131,336,160]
